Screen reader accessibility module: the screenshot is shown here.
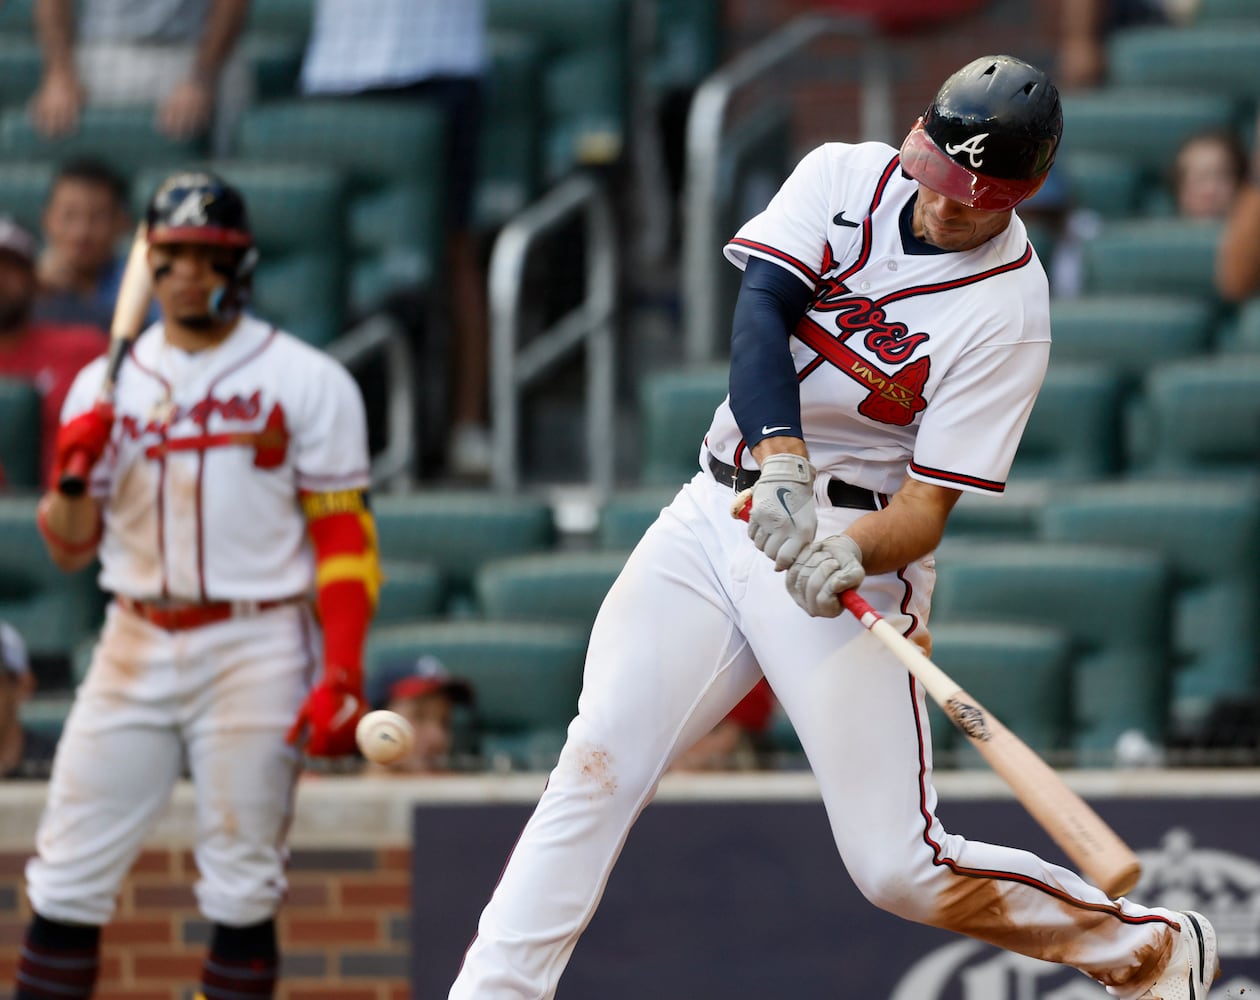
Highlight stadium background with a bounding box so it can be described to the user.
[1,0,1259,996]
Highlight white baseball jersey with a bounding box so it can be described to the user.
[61,314,370,602]
[710,140,1051,497]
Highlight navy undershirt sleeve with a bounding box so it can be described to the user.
[729,256,815,449]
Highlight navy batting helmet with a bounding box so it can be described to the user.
[146,171,254,249]
[900,55,1063,211]
[146,171,257,323]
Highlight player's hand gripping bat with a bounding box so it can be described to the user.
[57,224,153,497]
[732,497,1142,896]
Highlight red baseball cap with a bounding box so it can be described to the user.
[369,654,474,710]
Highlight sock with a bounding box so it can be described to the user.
[15,913,101,999]
[200,919,278,999]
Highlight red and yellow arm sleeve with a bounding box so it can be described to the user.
[300,488,382,676]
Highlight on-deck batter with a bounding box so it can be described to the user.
[14,171,380,1000]
[448,56,1219,1000]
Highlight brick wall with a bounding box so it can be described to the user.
[0,846,412,1000]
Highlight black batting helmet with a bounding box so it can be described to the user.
[900,55,1063,212]
[146,171,254,249]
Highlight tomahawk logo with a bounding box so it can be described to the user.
[945,132,990,168]
[890,828,1260,998]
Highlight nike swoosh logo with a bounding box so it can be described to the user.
[776,487,795,519]
[761,424,791,435]
[832,211,859,228]
[331,695,360,731]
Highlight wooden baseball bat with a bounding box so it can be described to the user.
[728,495,1140,895]
[840,589,1142,897]
[58,224,153,497]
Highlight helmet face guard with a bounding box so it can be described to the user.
[900,120,1047,212]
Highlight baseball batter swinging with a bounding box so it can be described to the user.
[14,172,379,1000]
[449,57,1219,999]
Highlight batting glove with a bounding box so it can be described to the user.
[53,402,115,481]
[786,534,865,618]
[286,666,364,757]
[740,453,818,571]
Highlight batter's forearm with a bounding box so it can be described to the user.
[751,437,809,461]
[841,479,960,576]
[36,491,103,572]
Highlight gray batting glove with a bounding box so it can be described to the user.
[744,453,818,571]
[786,534,865,618]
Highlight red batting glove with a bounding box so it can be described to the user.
[286,666,364,757]
[54,402,115,483]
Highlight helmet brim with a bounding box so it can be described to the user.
[899,121,1046,212]
[148,225,254,248]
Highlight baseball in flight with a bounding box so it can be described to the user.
[355,710,415,765]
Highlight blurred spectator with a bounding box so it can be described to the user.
[1170,129,1247,220]
[0,621,59,780]
[0,215,108,485]
[33,157,157,331]
[1216,112,1260,302]
[300,0,493,478]
[1016,166,1101,299]
[30,0,251,155]
[364,654,476,774]
[1058,0,1181,91]
[671,678,776,772]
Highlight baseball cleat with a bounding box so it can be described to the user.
[1140,910,1219,1000]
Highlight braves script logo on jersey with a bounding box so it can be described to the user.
[121,392,291,468]
[945,132,989,168]
[797,242,931,426]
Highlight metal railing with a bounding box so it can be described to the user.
[488,173,619,495]
[681,13,894,363]
[327,313,415,493]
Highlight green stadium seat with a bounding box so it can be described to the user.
[241,33,306,102]
[19,694,73,745]
[0,106,207,174]
[245,0,314,39]
[931,541,1172,758]
[596,486,680,549]
[1057,152,1144,218]
[371,491,556,608]
[0,35,39,107]
[1219,297,1260,353]
[1108,25,1260,105]
[1010,362,1125,479]
[0,0,32,33]
[926,622,1074,768]
[487,0,630,180]
[638,365,728,485]
[1135,355,1260,474]
[375,560,445,626]
[0,377,42,490]
[366,619,588,770]
[649,0,722,94]
[233,99,446,313]
[1039,480,1260,733]
[475,550,629,626]
[0,160,55,233]
[944,479,1064,541]
[476,30,545,231]
[1058,90,1235,175]
[1081,219,1223,297]
[1048,295,1216,379]
[0,497,103,670]
[1195,0,1260,23]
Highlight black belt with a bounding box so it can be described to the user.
[706,453,879,511]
